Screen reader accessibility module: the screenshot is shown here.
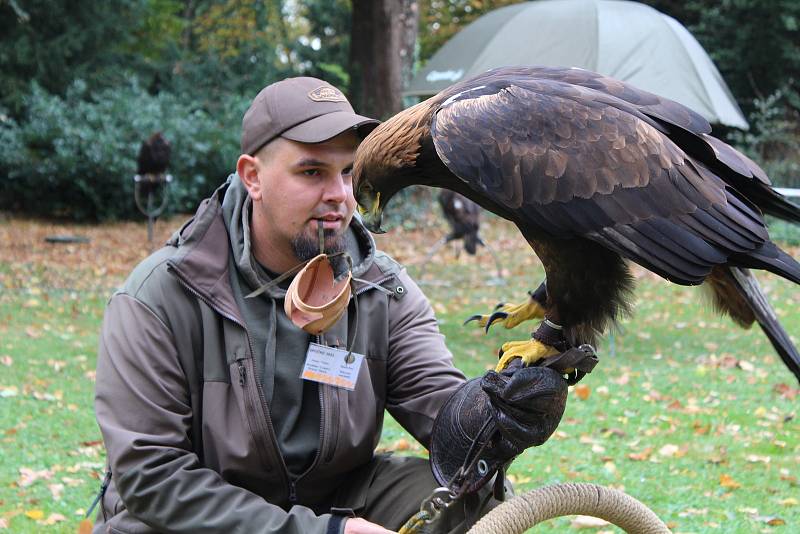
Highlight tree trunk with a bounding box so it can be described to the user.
[349,0,419,119]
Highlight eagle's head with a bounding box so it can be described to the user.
[353,100,438,233]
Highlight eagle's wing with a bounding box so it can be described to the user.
[430,75,769,285]
[488,67,800,223]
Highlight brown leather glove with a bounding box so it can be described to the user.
[430,345,598,494]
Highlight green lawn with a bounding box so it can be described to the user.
[1,217,798,533]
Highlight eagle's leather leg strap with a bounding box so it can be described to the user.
[537,344,599,385]
[531,319,569,352]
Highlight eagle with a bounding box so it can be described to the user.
[353,66,800,382]
[438,190,483,255]
[137,132,171,176]
[136,132,172,195]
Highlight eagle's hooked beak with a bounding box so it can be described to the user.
[356,189,386,234]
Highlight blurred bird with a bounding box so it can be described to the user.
[136,132,172,195]
[438,190,483,255]
[354,66,800,382]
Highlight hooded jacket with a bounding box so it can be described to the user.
[93,177,465,533]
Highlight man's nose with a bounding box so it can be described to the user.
[323,174,349,203]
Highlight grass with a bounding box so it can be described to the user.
[1,215,798,533]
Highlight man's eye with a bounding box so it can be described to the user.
[303,169,321,177]
[342,167,353,176]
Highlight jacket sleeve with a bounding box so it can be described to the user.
[385,270,466,448]
[95,293,338,534]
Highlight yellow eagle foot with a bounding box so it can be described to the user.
[465,297,546,333]
[495,338,560,372]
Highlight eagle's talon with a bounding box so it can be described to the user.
[485,311,508,332]
[495,338,560,372]
[463,314,483,326]
[466,296,546,332]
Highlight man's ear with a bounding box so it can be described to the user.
[237,154,262,201]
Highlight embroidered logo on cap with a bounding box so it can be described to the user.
[308,85,347,103]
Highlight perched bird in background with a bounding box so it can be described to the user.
[438,190,483,255]
[354,66,800,382]
[136,132,172,194]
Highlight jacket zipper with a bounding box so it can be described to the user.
[354,275,394,297]
[169,264,294,499]
[283,335,328,502]
[170,264,396,506]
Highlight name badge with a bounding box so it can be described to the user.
[301,343,364,390]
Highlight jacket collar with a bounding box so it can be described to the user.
[166,178,380,321]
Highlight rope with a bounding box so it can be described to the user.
[398,510,432,534]
[467,483,671,534]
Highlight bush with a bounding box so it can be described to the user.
[728,86,800,189]
[0,78,249,220]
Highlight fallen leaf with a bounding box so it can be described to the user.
[773,383,798,400]
[0,355,12,366]
[25,326,41,338]
[779,497,798,506]
[48,483,64,500]
[392,438,410,451]
[24,510,44,520]
[627,447,652,461]
[41,513,66,525]
[614,373,629,386]
[754,516,786,526]
[573,383,591,400]
[32,391,58,402]
[18,467,54,487]
[77,519,94,534]
[719,473,741,489]
[658,444,680,457]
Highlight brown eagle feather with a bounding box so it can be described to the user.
[354,66,800,382]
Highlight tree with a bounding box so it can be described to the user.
[418,0,520,64]
[349,0,419,119]
[0,0,147,115]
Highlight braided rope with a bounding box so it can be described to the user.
[468,483,671,534]
[398,510,432,534]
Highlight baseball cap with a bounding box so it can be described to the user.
[241,77,380,155]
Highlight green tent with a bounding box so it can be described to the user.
[408,0,748,129]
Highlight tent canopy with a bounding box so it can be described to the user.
[407,0,748,129]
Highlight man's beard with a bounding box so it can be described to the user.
[291,228,347,263]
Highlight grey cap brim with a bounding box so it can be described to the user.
[281,111,380,143]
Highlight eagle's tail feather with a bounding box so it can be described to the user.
[730,241,800,285]
[728,266,800,383]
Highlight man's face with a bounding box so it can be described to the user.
[248,131,360,263]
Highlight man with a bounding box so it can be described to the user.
[95,78,476,533]
[94,77,498,534]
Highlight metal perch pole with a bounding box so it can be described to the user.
[133,173,172,250]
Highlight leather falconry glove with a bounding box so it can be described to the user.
[429,345,598,495]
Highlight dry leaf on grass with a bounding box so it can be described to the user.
[18,467,54,487]
[40,513,66,525]
[719,473,741,489]
[627,447,653,461]
[573,383,591,400]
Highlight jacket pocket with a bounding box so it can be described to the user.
[104,509,162,534]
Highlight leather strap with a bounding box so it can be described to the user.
[538,345,599,385]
